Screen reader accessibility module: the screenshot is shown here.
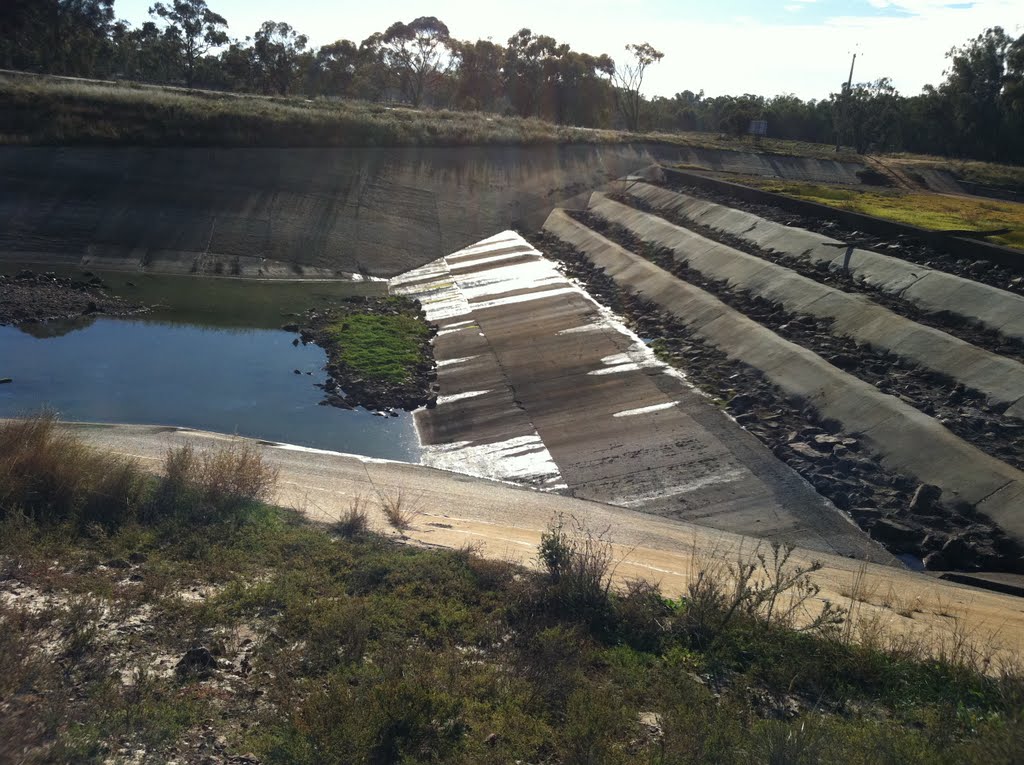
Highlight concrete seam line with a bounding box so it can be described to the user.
[973,478,1016,508]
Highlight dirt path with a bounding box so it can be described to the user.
[71,421,1024,667]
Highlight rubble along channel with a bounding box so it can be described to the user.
[571,209,1024,473]
[525,228,1022,573]
[618,190,1024,364]
[0,265,421,461]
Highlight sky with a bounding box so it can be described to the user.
[114,0,1023,100]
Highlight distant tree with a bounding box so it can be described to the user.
[310,39,360,97]
[12,0,116,75]
[612,42,664,131]
[450,38,505,112]
[835,77,902,153]
[380,16,452,107]
[503,29,559,118]
[253,21,308,95]
[149,0,228,88]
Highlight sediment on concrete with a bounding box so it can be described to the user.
[541,209,1024,548]
[586,192,1024,416]
[615,181,1024,345]
[391,231,891,562]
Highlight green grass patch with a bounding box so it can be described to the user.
[751,179,1024,249]
[326,310,431,385]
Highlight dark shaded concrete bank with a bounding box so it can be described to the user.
[391,231,892,563]
[0,144,867,278]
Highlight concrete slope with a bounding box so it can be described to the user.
[588,192,1024,412]
[542,209,1024,543]
[391,231,889,561]
[71,421,1024,663]
[615,181,1024,343]
[0,144,871,279]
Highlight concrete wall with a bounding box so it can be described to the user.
[0,144,869,277]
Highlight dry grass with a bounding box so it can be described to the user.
[377,489,420,533]
[333,495,371,538]
[0,412,149,527]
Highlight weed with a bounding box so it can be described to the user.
[378,489,419,533]
[334,497,371,538]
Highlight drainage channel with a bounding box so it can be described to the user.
[630,188,1024,365]
[523,228,1021,573]
[570,209,1024,473]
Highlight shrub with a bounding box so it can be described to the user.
[148,441,278,526]
[378,490,418,533]
[538,514,616,628]
[334,496,370,538]
[0,414,148,528]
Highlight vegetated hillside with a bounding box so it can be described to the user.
[2,415,1023,764]
[0,72,864,158]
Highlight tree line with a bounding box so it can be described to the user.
[1,1,1022,163]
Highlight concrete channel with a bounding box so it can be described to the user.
[391,231,891,563]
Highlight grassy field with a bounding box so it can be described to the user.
[746,179,1024,250]
[2,415,1023,763]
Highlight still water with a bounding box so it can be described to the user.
[0,269,421,461]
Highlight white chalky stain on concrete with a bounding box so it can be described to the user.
[436,356,479,368]
[613,402,678,418]
[436,390,490,405]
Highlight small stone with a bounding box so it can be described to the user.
[0,378,11,384]
[788,442,828,460]
[176,646,217,675]
[484,733,500,747]
[870,518,924,548]
[105,558,131,569]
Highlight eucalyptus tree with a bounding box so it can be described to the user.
[612,42,664,131]
[380,16,452,107]
[149,0,228,88]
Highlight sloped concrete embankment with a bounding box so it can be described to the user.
[0,144,872,278]
[542,209,1024,563]
[587,191,1024,418]
[616,181,1024,344]
[390,231,890,562]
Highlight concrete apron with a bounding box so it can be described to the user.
[391,231,890,564]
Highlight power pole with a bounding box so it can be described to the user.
[836,51,858,152]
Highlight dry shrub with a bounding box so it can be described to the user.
[150,441,278,525]
[334,495,371,538]
[378,489,419,533]
[0,413,148,528]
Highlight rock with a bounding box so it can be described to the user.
[870,518,924,548]
[128,552,148,564]
[105,558,131,569]
[637,711,664,740]
[176,646,217,675]
[0,378,11,384]
[923,551,950,571]
[728,393,756,413]
[281,323,299,332]
[941,535,995,570]
[293,369,301,375]
[484,733,500,748]
[788,442,828,460]
[909,484,942,514]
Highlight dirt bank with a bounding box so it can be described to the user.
[0,269,144,326]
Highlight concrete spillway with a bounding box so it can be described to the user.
[391,231,890,563]
[0,144,873,278]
